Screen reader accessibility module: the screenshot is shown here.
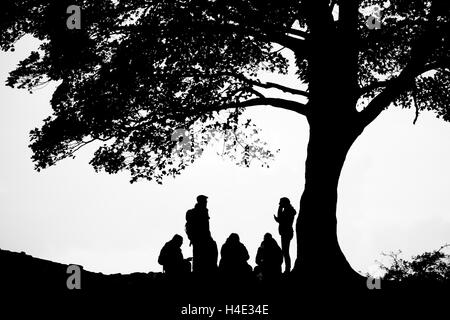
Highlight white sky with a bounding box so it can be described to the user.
[0,36,449,276]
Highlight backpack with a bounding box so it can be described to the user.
[185,209,195,242]
[158,243,169,266]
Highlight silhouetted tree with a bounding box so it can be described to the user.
[1,0,450,280]
[378,244,450,284]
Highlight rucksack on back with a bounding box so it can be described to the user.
[158,244,169,266]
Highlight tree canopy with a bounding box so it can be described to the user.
[1,0,449,183]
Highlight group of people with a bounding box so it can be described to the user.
[158,195,297,281]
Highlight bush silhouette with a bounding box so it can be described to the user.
[379,244,450,284]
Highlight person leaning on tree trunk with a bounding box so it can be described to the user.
[274,197,297,274]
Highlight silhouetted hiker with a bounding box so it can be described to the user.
[158,235,191,277]
[185,195,217,275]
[255,233,283,281]
[274,197,297,274]
[219,233,252,278]
[185,195,211,245]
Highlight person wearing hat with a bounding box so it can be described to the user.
[185,195,217,274]
[185,195,210,244]
[274,197,297,274]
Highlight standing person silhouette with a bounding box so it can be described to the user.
[274,197,296,274]
[185,195,217,275]
[185,195,211,245]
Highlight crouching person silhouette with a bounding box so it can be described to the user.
[158,234,191,278]
[219,233,252,280]
[255,233,283,282]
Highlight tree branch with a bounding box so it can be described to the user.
[359,80,393,96]
[211,97,309,116]
[195,22,307,51]
[359,1,450,128]
[286,28,310,39]
[359,57,450,97]
[359,59,450,128]
[359,71,420,128]
[303,0,336,36]
[423,58,450,73]
[215,72,310,98]
[359,30,448,127]
[251,81,309,98]
[412,83,420,125]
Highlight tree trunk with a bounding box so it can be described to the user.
[290,0,366,286]
[293,119,364,285]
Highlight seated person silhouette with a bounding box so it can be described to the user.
[158,234,191,277]
[195,236,218,276]
[255,233,283,281]
[219,233,252,278]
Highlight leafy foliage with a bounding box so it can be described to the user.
[379,245,450,283]
[1,0,449,182]
[1,0,294,182]
[358,0,450,120]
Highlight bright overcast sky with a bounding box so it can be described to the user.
[1,36,449,275]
